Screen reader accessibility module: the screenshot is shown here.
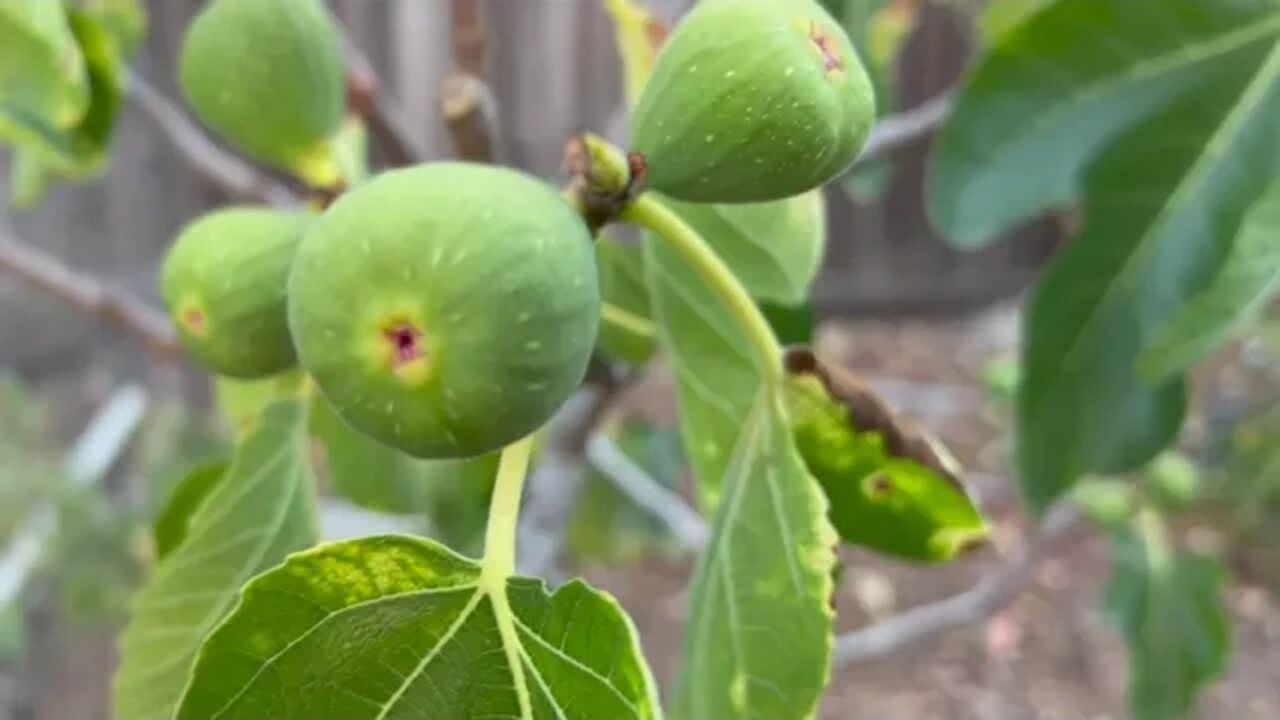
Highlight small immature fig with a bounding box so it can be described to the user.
[630,0,875,203]
[179,0,344,185]
[161,208,311,379]
[288,163,600,460]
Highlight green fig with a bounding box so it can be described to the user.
[179,0,344,186]
[161,208,311,378]
[631,0,875,203]
[288,162,600,460]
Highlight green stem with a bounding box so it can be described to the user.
[601,301,657,339]
[622,192,784,386]
[482,435,536,581]
[1136,508,1172,573]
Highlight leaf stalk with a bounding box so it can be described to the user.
[622,193,785,386]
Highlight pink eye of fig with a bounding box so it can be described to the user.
[160,208,311,379]
[287,162,601,460]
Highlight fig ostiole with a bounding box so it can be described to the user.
[288,162,600,460]
[160,208,312,379]
[179,0,344,186]
[630,0,875,203]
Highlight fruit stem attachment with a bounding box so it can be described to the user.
[622,193,784,386]
[482,435,536,581]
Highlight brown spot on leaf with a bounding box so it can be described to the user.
[866,472,894,498]
[783,346,966,493]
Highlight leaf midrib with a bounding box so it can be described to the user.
[687,396,766,719]
[372,587,487,720]
[202,575,647,720]
[513,616,644,717]
[1025,41,1280,417]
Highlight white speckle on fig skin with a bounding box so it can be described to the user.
[431,246,445,268]
[516,311,531,324]
[526,382,547,392]
[525,340,542,351]
[448,311,465,324]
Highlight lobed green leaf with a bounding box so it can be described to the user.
[662,192,826,307]
[0,5,126,203]
[113,399,317,720]
[1104,518,1230,720]
[929,0,1280,248]
[644,192,825,508]
[645,231,757,510]
[152,458,228,562]
[674,389,836,720]
[176,535,662,720]
[1139,183,1280,381]
[785,372,986,562]
[0,0,89,130]
[1017,40,1280,513]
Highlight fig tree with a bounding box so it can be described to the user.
[288,162,600,460]
[161,208,311,379]
[179,0,344,186]
[630,0,875,203]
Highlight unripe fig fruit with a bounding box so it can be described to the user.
[288,163,600,460]
[630,0,875,203]
[161,208,311,379]
[179,0,343,186]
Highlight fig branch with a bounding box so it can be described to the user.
[0,229,182,359]
[442,0,499,162]
[341,30,426,166]
[832,503,1084,668]
[128,73,298,207]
